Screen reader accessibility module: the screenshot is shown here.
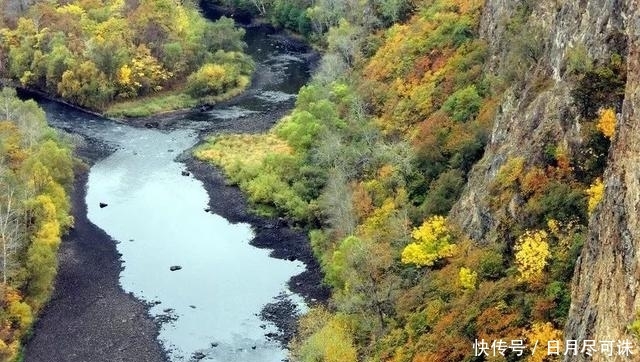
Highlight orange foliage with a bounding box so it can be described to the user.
[476,96,500,132]
[351,181,374,220]
[413,111,453,149]
[413,335,469,362]
[521,167,550,197]
[531,298,555,321]
[476,307,521,342]
[450,0,484,14]
[362,1,488,135]
[378,164,395,179]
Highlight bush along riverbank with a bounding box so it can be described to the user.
[0,87,76,361]
[0,0,254,118]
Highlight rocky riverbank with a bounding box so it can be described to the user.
[23,22,326,361]
[23,139,169,362]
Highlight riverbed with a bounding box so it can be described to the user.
[23,20,327,362]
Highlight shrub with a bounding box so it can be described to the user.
[478,249,505,280]
[442,85,482,122]
[186,63,238,98]
[458,267,477,291]
[526,182,587,224]
[421,169,465,216]
[572,59,626,118]
[565,45,592,75]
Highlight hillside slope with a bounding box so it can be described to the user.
[198,0,636,360]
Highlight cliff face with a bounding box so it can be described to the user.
[450,0,640,359]
[450,0,627,242]
[564,2,640,360]
[0,0,34,24]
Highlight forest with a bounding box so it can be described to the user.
[0,87,75,360]
[196,0,625,360]
[0,0,253,117]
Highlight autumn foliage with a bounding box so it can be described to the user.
[402,216,456,267]
[515,230,550,284]
[0,0,252,110]
[596,107,616,139]
[586,178,604,215]
[194,0,596,360]
[0,88,74,360]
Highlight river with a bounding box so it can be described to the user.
[23,17,317,362]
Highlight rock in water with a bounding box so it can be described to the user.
[192,352,206,360]
[181,170,190,176]
[99,202,108,208]
[169,265,182,271]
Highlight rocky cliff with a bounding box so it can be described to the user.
[450,0,627,242]
[450,0,640,360]
[564,1,640,361]
[0,0,35,25]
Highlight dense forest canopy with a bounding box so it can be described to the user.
[0,0,253,112]
[0,87,75,360]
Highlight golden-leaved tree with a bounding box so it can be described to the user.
[401,215,456,267]
[514,230,550,284]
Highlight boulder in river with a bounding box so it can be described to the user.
[192,352,206,360]
[169,265,182,271]
[181,171,190,176]
[99,202,108,208]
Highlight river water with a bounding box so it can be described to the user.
[36,24,313,362]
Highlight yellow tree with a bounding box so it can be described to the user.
[458,267,477,291]
[117,45,171,97]
[525,322,562,362]
[401,215,456,267]
[292,308,358,362]
[514,230,550,283]
[586,178,604,215]
[597,108,616,139]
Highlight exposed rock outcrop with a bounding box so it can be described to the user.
[450,0,627,242]
[563,2,640,361]
[450,0,640,360]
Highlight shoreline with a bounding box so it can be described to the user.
[5,20,317,125]
[23,138,170,362]
[184,155,330,345]
[23,22,326,361]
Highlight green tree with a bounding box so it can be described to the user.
[58,60,114,109]
[442,85,482,122]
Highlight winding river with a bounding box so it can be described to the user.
[31,19,314,362]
